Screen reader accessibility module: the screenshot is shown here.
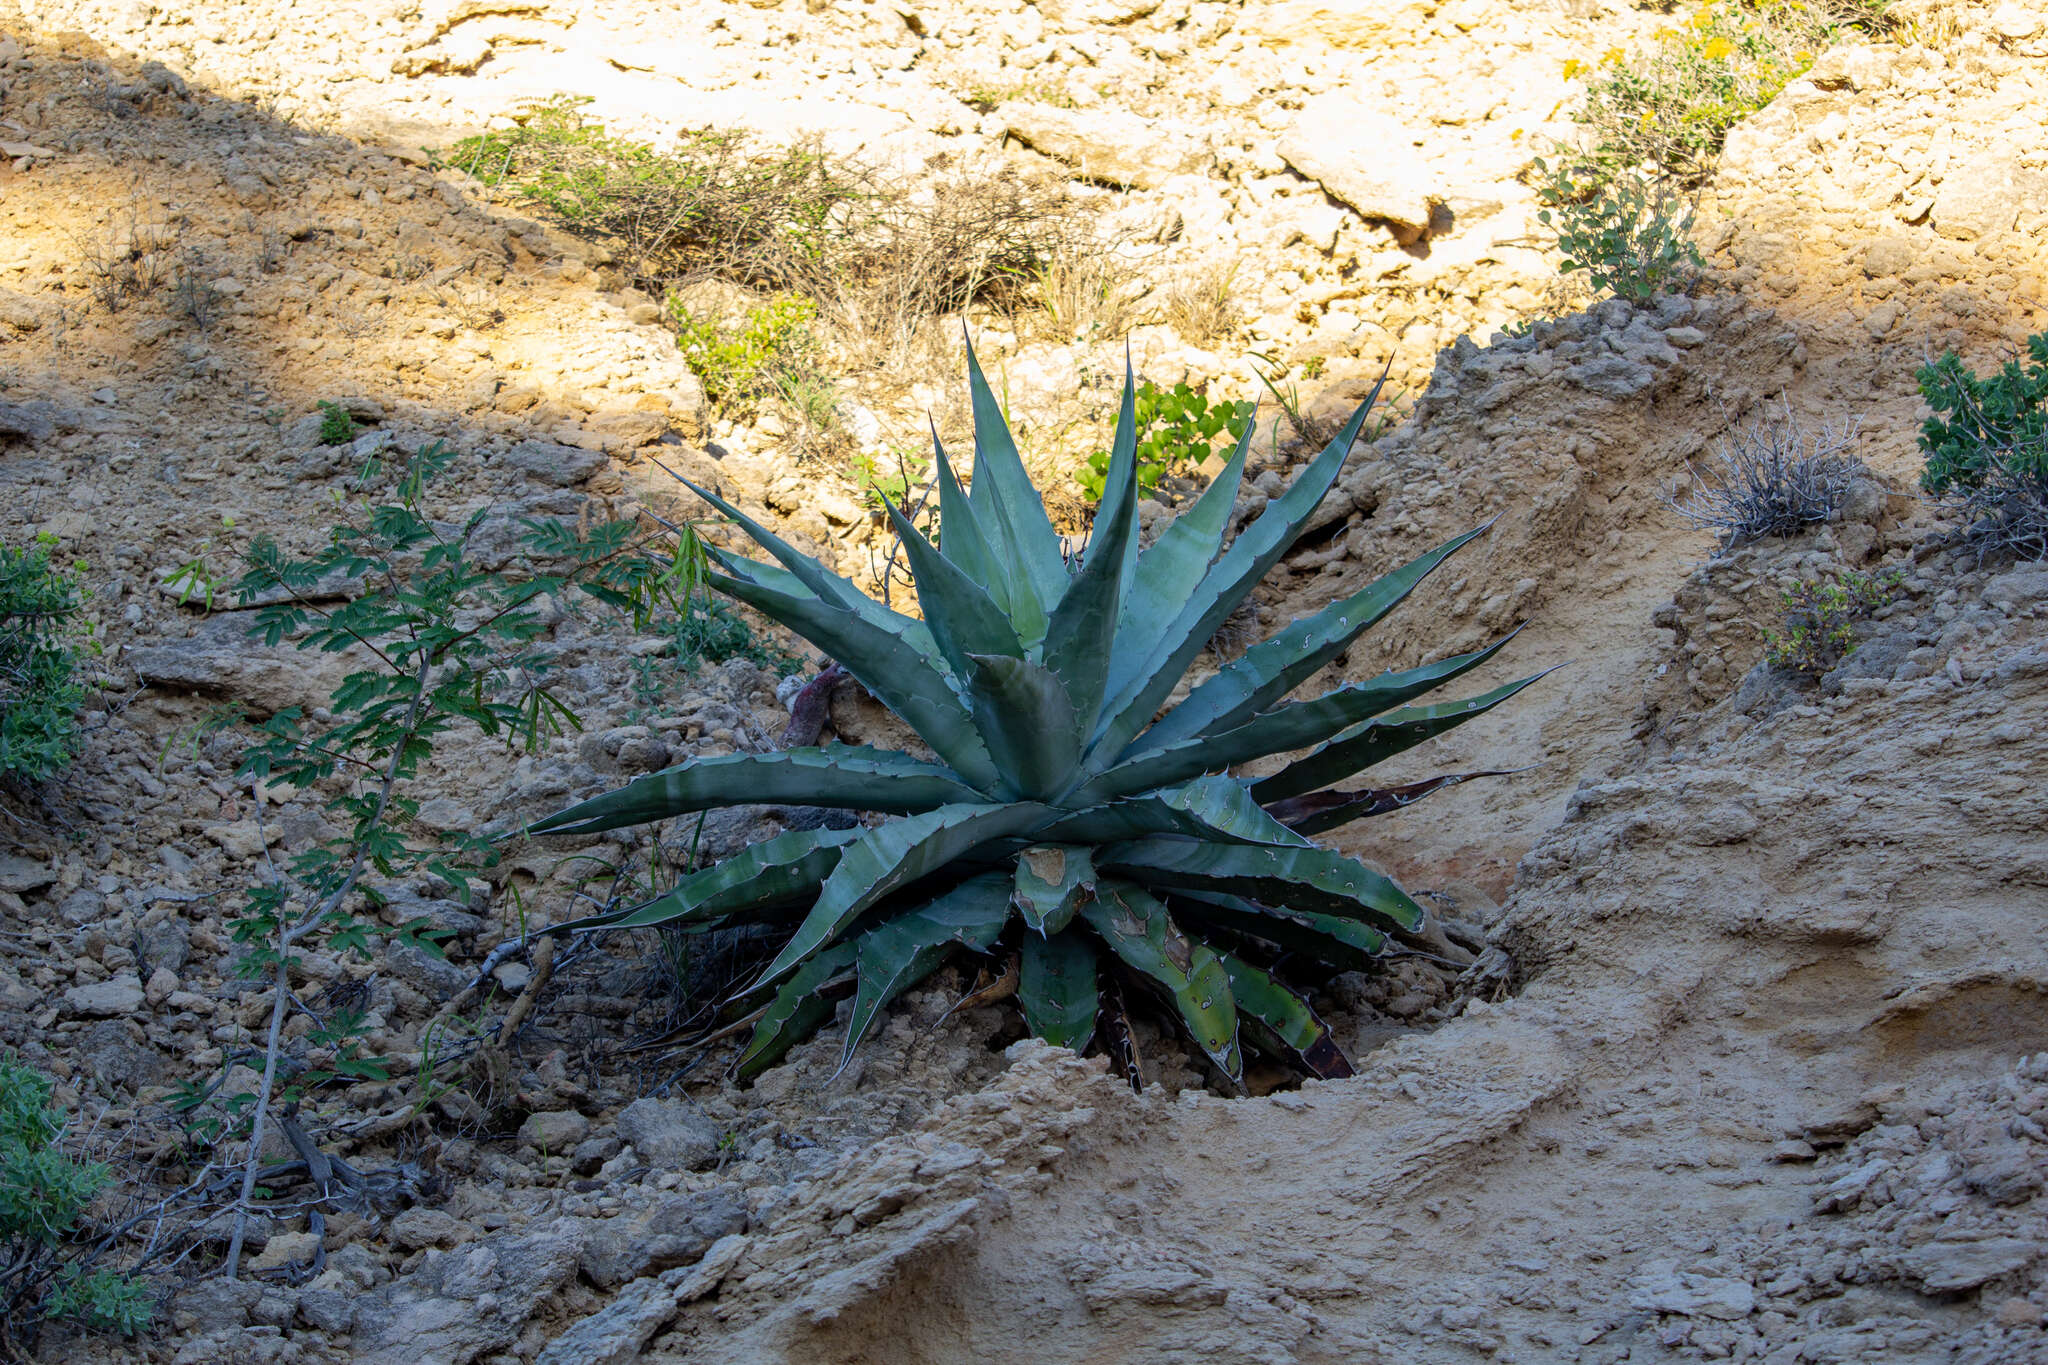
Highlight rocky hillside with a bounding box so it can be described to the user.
[1,0,2045,1362]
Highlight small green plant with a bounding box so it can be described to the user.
[526,346,1540,1091]
[1916,333,2048,561]
[853,448,932,512]
[669,294,820,415]
[317,401,360,447]
[0,1056,153,1349]
[1763,568,1902,676]
[181,442,702,1275]
[0,535,92,786]
[1076,380,1252,501]
[1534,160,1703,303]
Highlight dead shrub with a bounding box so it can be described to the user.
[77,213,173,314]
[1030,246,1149,345]
[835,160,1083,372]
[1161,261,1241,346]
[1670,408,1868,552]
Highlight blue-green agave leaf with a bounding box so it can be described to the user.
[1134,523,1492,754]
[709,567,1001,791]
[1101,839,1424,934]
[840,872,1013,1066]
[961,653,1083,800]
[963,339,1067,629]
[1089,394,1382,765]
[754,801,1054,987]
[1012,844,1097,935]
[878,493,1026,677]
[1250,668,1559,803]
[548,825,864,937]
[1215,951,1353,1079]
[734,941,857,1081]
[528,748,984,837]
[1077,632,1521,802]
[1043,367,1139,730]
[1173,891,1389,972]
[1081,882,1242,1083]
[1019,929,1099,1049]
[1036,775,1312,847]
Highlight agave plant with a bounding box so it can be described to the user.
[531,347,1541,1086]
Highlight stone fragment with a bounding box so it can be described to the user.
[1241,0,1440,48]
[1628,1265,1756,1321]
[616,1096,722,1170]
[350,1221,587,1365]
[382,940,469,1001]
[0,402,55,444]
[1277,97,1443,239]
[577,1188,747,1289]
[0,855,56,895]
[388,1206,474,1251]
[536,1233,747,1365]
[503,440,610,487]
[247,1230,322,1274]
[0,287,42,332]
[996,102,1210,189]
[62,976,144,1017]
[1934,152,2039,241]
[520,1109,593,1152]
[1898,1238,2036,1293]
[128,613,361,716]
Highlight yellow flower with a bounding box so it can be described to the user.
[1562,57,1585,78]
[1702,36,1735,59]
[1793,48,1814,63]
[1602,46,1626,65]
[1689,7,1716,30]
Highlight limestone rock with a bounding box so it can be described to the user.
[536,1233,748,1365]
[996,102,1209,190]
[0,856,56,896]
[1276,98,1443,239]
[1242,0,1440,48]
[503,440,610,488]
[1934,151,2039,241]
[577,1188,747,1290]
[349,1220,587,1365]
[61,976,144,1017]
[616,1096,722,1170]
[1897,1238,2037,1293]
[521,1109,593,1152]
[1628,1264,1756,1320]
[127,613,361,716]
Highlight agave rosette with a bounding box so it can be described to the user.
[531,347,1540,1084]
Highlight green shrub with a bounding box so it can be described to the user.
[1076,380,1252,500]
[1916,334,2048,560]
[0,1056,153,1347]
[526,348,1539,1089]
[1763,568,1902,676]
[1534,160,1703,303]
[442,96,863,297]
[316,400,359,447]
[1559,1,1891,188]
[0,535,90,785]
[1918,334,2048,494]
[671,597,801,676]
[669,293,820,416]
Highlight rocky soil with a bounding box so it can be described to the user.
[2,0,2047,1363]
